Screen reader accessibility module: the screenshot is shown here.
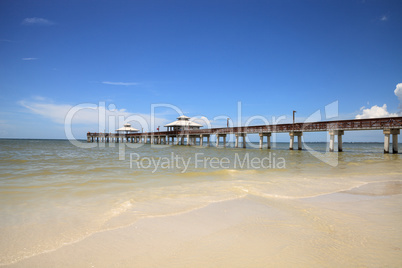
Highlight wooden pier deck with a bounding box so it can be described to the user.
[87,116,402,153]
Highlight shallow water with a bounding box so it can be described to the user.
[0,139,401,266]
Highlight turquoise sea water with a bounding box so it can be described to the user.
[0,139,401,266]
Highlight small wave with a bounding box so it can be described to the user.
[341,180,402,196]
[236,183,372,200]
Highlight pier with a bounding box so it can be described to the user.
[87,116,402,154]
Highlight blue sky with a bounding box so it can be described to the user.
[0,0,401,141]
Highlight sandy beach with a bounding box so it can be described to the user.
[6,180,402,268]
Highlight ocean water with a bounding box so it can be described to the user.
[0,139,401,267]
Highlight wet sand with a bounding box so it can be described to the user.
[7,180,402,268]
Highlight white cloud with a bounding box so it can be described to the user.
[19,101,74,124]
[395,83,402,109]
[102,81,139,86]
[22,58,38,61]
[355,83,402,119]
[380,15,388,21]
[22,17,54,26]
[19,99,169,133]
[355,104,398,119]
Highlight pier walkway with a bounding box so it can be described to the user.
[87,116,402,153]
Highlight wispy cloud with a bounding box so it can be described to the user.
[380,15,388,21]
[32,95,47,101]
[19,98,169,132]
[21,17,54,26]
[22,58,38,61]
[102,81,139,86]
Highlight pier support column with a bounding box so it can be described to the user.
[207,135,210,147]
[200,135,204,146]
[384,129,400,153]
[393,132,399,154]
[267,134,271,149]
[216,134,227,148]
[298,136,302,150]
[187,134,190,146]
[235,134,246,148]
[329,134,334,152]
[384,133,390,154]
[258,133,271,149]
[289,136,294,150]
[329,130,344,152]
[289,132,302,150]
